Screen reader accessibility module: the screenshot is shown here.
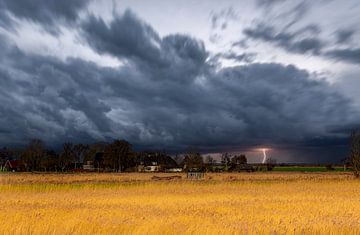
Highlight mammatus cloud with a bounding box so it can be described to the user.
[0,8,356,158]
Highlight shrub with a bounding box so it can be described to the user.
[350,130,360,178]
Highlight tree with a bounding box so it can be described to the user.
[40,150,58,172]
[206,155,215,164]
[0,147,14,161]
[0,147,14,168]
[21,139,45,171]
[104,140,132,172]
[94,152,104,172]
[231,154,247,165]
[59,143,75,171]
[173,154,182,165]
[182,150,203,170]
[265,157,277,171]
[73,144,88,168]
[350,130,360,178]
[83,142,107,163]
[221,152,231,170]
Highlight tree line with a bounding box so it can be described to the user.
[0,139,135,172]
[0,139,252,172]
[2,130,359,174]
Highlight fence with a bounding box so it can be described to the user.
[187,172,205,180]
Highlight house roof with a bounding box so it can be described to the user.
[139,153,178,168]
[5,160,25,168]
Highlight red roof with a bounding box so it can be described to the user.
[5,160,25,168]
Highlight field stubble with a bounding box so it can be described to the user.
[0,172,359,234]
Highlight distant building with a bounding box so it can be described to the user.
[144,165,161,172]
[3,160,26,172]
[166,168,183,172]
[83,161,95,171]
[82,151,105,172]
[137,152,179,172]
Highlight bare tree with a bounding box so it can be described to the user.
[73,144,88,168]
[21,139,45,171]
[265,157,277,171]
[59,143,75,171]
[350,130,360,178]
[221,152,231,170]
[182,148,203,170]
[41,150,58,172]
[231,154,247,165]
[206,155,215,164]
[104,140,132,172]
[0,147,15,169]
[0,147,14,161]
[173,154,182,165]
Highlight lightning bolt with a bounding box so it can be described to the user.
[262,149,267,164]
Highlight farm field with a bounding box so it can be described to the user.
[272,166,350,172]
[1,172,360,234]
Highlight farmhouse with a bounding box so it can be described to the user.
[137,152,179,172]
[3,160,26,172]
[143,164,161,172]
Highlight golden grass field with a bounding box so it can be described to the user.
[1,172,360,234]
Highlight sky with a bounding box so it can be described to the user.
[0,0,360,163]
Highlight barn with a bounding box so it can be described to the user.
[3,160,26,172]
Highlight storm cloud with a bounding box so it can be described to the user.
[243,24,324,55]
[0,1,359,162]
[0,0,89,33]
[241,1,360,66]
[326,48,360,65]
[0,9,356,153]
[243,23,360,65]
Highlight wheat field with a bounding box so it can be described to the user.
[1,172,360,234]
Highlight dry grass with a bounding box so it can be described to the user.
[1,172,359,234]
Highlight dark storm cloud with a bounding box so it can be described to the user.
[0,1,13,29]
[246,23,360,64]
[0,36,118,145]
[242,1,360,66]
[0,9,357,157]
[326,48,360,64]
[81,10,163,64]
[335,30,355,44]
[211,52,256,64]
[302,136,348,148]
[81,10,208,84]
[243,24,325,55]
[0,0,89,33]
